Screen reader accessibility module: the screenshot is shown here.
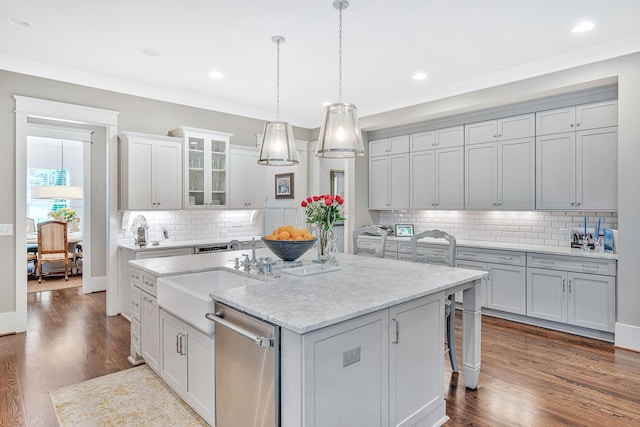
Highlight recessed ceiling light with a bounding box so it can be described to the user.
[209,71,224,79]
[413,73,427,81]
[6,17,32,28]
[572,21,595,33]
[140,48,160,57]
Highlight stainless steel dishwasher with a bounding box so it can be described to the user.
[205,303,280,427]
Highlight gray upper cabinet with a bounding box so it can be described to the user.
[369,136,410,210]
[535,100,617,136]
[465,113,535,145]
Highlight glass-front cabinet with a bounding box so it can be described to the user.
[169,127,233,208]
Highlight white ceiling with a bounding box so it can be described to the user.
[2,0,640,130]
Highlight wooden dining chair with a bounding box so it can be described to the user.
[37,220,74,283]
[410,229,459,372]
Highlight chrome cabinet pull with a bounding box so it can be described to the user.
[539,260,555,264]
[562,279,566,292]
[498,256,513,260]
[176,333,181,354]
[391,318,399,344]
[569,279,573,292]
[582,264,600,269]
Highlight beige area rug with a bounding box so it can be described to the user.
[27,275,82,293]
[50,365,209,427]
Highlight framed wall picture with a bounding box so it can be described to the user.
[275,173,294,199]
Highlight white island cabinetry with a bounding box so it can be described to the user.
[160,309,215,425]
[282,292,447,427]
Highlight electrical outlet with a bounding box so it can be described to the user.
[0,224,13,236]
[342,346,361,367]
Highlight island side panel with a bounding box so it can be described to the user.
[462,278,482,389]
[281,328,303,427]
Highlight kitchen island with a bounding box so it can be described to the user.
[129,250,486,426]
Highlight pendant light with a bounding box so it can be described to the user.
[31,139,83,200]
[258,35,299,166]
[316,0,365,158]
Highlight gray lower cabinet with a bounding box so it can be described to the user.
[527,254,616,332]
[160,309,215,425]
[457,248,527,315]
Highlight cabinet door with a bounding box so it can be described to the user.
[184,323,215,425]
[160,310,186,393]
[369,156,389,209]
[209,138,228,207]
[388,135,410,155]
[409,131,435,152]
[246,150,265,208]
[154,140,182,209]
[465,120,497,145]
[487,264,526,315]
[389,295,443,427]
[128,138,155,209]
[498,137,535,209]
[536,132,576,209]
[435,126,464,149]
[575,127,617,210]
[185,135,207,207]
[388,153,410,209]
[141,293,160,373]
[465,142,496,209]
[228,149,248,208]
[526,268,567,323]
[436,146,464,209]
[536,107,576,136]
[455,260,488,307]
[131,284,141,321]
[576,100,617,131]
[410,150,435,209]
[303,311,389,427]
[568,272,615,332]
[369,138,389,157]
[497,113,535,140]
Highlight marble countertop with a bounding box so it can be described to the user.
[361,235,618,260]
[118,235,263,252]
[130,250,486,334]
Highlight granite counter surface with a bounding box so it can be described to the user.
[131,251,486,334]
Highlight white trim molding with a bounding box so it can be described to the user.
[615,322,640,352]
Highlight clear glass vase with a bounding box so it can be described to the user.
[314,211,338,264]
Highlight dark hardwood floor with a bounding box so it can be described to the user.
[0,288,131,427]
[1,288,639,426]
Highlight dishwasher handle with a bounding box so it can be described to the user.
[205,312,273,347]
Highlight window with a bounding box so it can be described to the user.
[27,167,70,225]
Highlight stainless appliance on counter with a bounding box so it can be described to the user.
[206,303,280,427]
[194,238,265,254]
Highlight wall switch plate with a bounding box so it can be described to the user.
[0,224,13,236]
[342,346,361,367]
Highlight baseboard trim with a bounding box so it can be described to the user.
[614,322,640,352]
[0,311,18,335]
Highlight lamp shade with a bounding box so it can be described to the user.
[258,120,299,165]
[315,102,365,158]
[30,185,84,200]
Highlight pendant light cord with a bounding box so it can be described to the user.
[338,6,343,102]
[276,38,281,120]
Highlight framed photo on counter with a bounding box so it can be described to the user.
[275,173,294,199]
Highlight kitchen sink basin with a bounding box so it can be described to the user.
[157,269,263,334]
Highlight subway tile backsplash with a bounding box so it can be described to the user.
[379,210,618,247]
[117,210,262,245]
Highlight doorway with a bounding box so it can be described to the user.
[14,96,119,333]
[26,128,88,292]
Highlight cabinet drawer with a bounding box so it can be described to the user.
[527,253,616,276]
[456,247,526,266]
[136,247,194,259]
[141,274,158,297]
[131,318,141,354]
[131,268,143,286]
[131,284,142,321]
